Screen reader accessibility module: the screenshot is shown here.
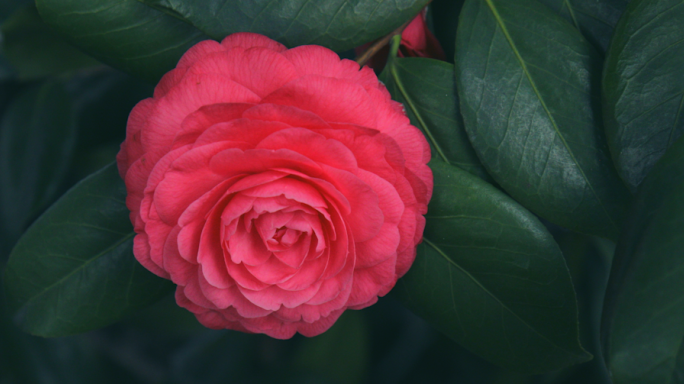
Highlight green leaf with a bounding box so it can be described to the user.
[35,0,209,82]
[0,81,77,243]
[3,163,174,337]
[602,0,684,191]
[455,0,629,240]
[395,160,590,374]
[137,0,430,52]
[602,136,684,384]
[537,0,629,53]
[379,48,491,182]
[0,5,101,80]
[0,0,30,22]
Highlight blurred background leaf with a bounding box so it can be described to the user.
[0,80,76,260]
[602,135,684,384]
[0,5,101,81]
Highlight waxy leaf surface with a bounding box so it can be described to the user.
[537,0,629,52]
[456,0,629,240]
[380,56,490,181]
[36,0,208,82]
[396,160,590,374]
[603,0,684,190]
[138,0,430,52]
[3,163,174,337]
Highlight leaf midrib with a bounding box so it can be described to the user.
[389,61,450,164]
[14,231,135,311]
[483,0,618,232]
[423,236,587,359]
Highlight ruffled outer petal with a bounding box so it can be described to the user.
[117,32,432,340]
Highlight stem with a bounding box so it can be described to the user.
[355,19,411,67]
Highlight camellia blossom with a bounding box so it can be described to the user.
[117,33,433,339]
[356,8,446,70]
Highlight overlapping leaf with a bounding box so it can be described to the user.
[138,0,430,52]
[455,0,629,240]
[35,0,208,82]
[3,163,174,337]
[602,136,684,384]
[380,48,491,182]
[395,160,590,374]
[537,0,629,52]
[603,0,684,191]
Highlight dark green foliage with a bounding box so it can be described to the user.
[455,0,630,240]
[602,136,684,384]
[395,160,590,373]
[602,0,684,191]
[3,164,174,337]
[139,0,430,52]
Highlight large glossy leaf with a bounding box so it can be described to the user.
[379,42,490,181]
[455,0,630,240]
[395,160,590,374]
[537,0,629,53]
[1,5,100,80]
[138,0,430,52]
[602,0,684,191]
[0,81,76,243]
[602,136,684,384]
[35,0,209,82]
[3,163,174,337]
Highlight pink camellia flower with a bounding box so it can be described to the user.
[356,8,446,70]
[116,33,433,339]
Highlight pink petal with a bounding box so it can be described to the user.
[228,217,272,266]
[133,233,169,279]
[256,128,358,172]
[193,118,291,148]
[196,197,235,289]
[347,257,397,308]
[118,98,155,176]
[275,251,327,291]
[177,39,225,69]
[221,32,287,52]
[163,226,196,285]
[186,47,298,98]
[244,256,299,285]
[242,103,331,130]
[282,45,378,91]
[239,280,322,311]
[154,142,237,224]
[240,177,327,209]
[173,103,254,148]
[260,75,377,127]
[154,67,188,98]
[355,222,400,269]
[143,73,260,151]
